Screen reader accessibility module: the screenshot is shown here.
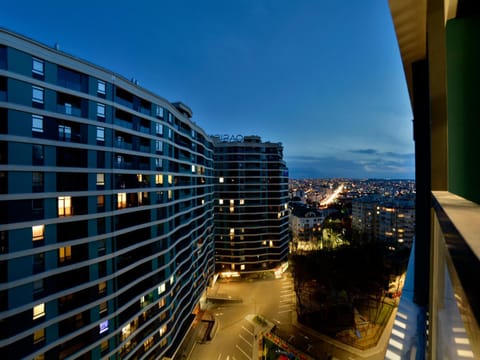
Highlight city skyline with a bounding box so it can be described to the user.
[0,0,414,179]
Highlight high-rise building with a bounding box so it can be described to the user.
[0,29,215,359]
[213,135,289,276]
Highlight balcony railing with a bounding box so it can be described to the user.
[429,191,480,359]
[386,191,480,359]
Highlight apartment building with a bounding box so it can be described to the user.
[0,29,215,359]
[352,195,415,248]
[213,135,289,276]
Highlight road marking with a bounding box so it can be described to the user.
[278,309,292,314]
[241,325,254,336]
[279,299,290,303]
[217,353,222,360]
[239,333,252,347]
[235,344,251,360]
[278,303,290,308]
[279,294,291,298]
[215,313,224,316]
[273,318,281,324]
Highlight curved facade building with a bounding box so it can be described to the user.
[213,135,289,275]
[0,29,215,359]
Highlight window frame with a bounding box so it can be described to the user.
[32,114,44,133]
[97,80,106,95]
[32,86,44,104]
[97,103,106,118]
[96,126,105,142]
[32,58,44,76]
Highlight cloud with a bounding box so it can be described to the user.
[348,149,378,155]
[286,150,415,179]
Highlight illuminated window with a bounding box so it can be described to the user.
[170,275,174,285]
[117,193,126,209]
[32,115,43,133]
[100,340,108,352]
[58,196,72,216]
[219,177,224,183]
[97,103,105,118]
[155,174,163,185]
[32,58,44,76]
[158,297,166,308]
[168,175,173,184]
[191,165,195,173]
[99,301,108,314]
[33,328,45,344]
[33,303,45,320]
[168,113,173,123]
[96,126,105,141]
[96,173,105,186]
[155,158,163,169]
[167,128,172,139]
[97,80,106,95]
[97,195,105,209]
[98,281,107,294]
[158,283,166,294]
[167,190,172,200]
[32,86,44,104]
[240,264,245,270]
[159,324,167,337]
[99,320,109,334]
[219,199,224,205]
[58,246,71,264]
[160,338,167,347]
[269,240,274,247]
[240,199,245,205]
[32,225,44,241]
[144,336,154,351]
[230,228,235,241]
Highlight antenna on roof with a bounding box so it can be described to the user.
[54,43,60,51]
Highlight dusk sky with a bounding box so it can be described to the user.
[1,0,414,179]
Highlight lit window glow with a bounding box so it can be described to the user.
[32,225,45,241]
[58,196,72,216]
[33,303,45,320]
[219,177,224,183]
[117,193,127,209]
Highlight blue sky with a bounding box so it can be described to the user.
[1,0,414,179]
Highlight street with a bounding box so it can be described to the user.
[189,272,388,360]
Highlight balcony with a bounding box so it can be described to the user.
[386,191,480,359]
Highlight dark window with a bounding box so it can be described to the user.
[0,76,6,102]
[0,108,7,134]
[32,172,43,192]
[33,253,45,274]
[57,66,88,93]
[0,46,6,69]
[97,151,105,168]
[32,144,44,165]
[0,171,6,194]
[0,230,7,254]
